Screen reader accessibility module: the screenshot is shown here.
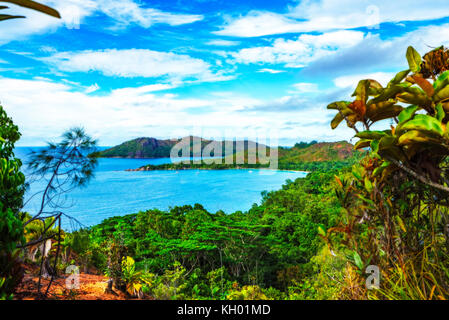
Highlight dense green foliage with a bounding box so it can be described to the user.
[131,159,356,173]
[67,169,345,299]
[293,141,317,149]
[0,106,26,300]
[327,46,449,299]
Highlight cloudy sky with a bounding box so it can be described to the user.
[2,0,449,146]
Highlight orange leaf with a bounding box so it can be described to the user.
[348,100,366,118]
[412,75,435,97]
[335,175,343,187]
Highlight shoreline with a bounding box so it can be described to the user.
[125,166,309,174]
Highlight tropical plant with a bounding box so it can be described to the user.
[121,256,152,298]
[328,45,449,299]
[0,105,26,300]
[227,285,268,300]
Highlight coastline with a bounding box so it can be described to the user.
[125,165,309,174]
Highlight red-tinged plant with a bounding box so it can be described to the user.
[327,46,449,299]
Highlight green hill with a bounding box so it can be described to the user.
[127,140,362,172]
[98,136,266,158]
[99,137,177,158]
[279,141,356,163]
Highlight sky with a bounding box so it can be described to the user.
[2,0,449,146]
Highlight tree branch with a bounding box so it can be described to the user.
[387,157,449,193]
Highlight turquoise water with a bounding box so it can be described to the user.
[15,147,307,229]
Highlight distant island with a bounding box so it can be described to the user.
[97,136,268,159]
[125,140,362,172]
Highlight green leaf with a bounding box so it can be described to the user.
[354,139,371,150]
[352,166,363,180]
[389,69,410,85]
[355,130,387,140]
[317,225,326,237]
[400,114,444,136]
[433,85,449,102]
[370,139,380,153]
[367,102,403,122]
[398,105,419,124]
[330,113,344,130]
[327,101,351,110]
[433,70,449,92]
[371,85,405,104]
[353,251,364,270]
[406,46,422,73]
[398,130,441,145]
[436,103,445,122]
[364,177,373,193]
[352,80,370,103]
[396,216,407,232]
[373,161,391,176]
[397,87,432,106]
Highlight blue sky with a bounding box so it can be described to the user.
[2,0,449,146]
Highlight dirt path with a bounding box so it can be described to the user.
[15,271,128,300]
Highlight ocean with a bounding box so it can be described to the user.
[14,147,307,230]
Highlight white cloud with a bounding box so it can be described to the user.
[303,23,449,76]
[42,49,232,82]
[216,1,449,37]
[0,0,202,44]
[85,83,100,93]
[334,72,395,89]
[206,39,241,47]
[289,0,449,29]
[98,0,203,28]
[215,11,303,38]
[225,22,449,74]
[257,68,285,74]
[231,30,365,67]
[291,83,318,93]
[0,77,262,145]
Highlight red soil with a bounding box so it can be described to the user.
[15,264,128,300]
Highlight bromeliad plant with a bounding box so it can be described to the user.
[328,46,449,299]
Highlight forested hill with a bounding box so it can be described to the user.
[98,136,266,158]
[277,141,362,171]
[278,141,357,162]
[128,140,363,172]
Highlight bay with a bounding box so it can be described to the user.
[15,147,307,229]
